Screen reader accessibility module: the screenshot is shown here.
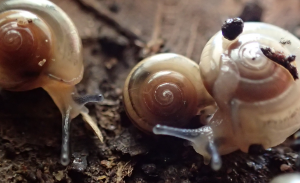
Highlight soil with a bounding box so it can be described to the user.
[1,0,300,182]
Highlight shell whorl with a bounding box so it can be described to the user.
[0,0,96,167]
[0,10,53,91]
[0,0,83,87]
[200,22,300,150]
[123,53,214,133]
[200,22,298,102]
[150,21,300,171]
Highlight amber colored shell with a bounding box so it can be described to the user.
[0,0,83,92]
[0,10,53,90]
[123,53,214,133]
[0,0,86,166]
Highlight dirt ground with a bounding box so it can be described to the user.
[1,0,300,182]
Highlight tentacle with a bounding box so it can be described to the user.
[153,124,205,141]
[153,124,221,170]
[44,84,103,166]
[60,105,72,165]
[72,94,103,105]
[206,141,222,171]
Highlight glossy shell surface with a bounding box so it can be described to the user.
[200,22,300,152]
[124,53,214,133]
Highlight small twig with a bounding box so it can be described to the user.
[151,2,163,42]
[141,2,165,57]
[73,0,144,45]
[186,17,199,58]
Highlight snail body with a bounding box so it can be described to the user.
[0,0,102,165]
[124,19,300,170]
[198,22,300,154]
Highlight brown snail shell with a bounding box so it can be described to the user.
[123,53,214,133]
[0,0,102,165]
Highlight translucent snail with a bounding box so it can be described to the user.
[154,19,300,170]
[0,0,102,165]
[124,18,300,170]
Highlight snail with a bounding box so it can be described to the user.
[124,18,300,171]
[270,173,300,183]
[123,53,215,133]
[0,0,102,165]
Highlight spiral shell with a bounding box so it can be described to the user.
[200,23,298,100]
[0,10,51,90]
[123,53,214,133]
[152,21,300,171]
[0,0,102,166]
[0,0,85,117]
[0,0,83,92]
[200,22,300,152]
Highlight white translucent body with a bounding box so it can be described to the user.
[153,22,300,170]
